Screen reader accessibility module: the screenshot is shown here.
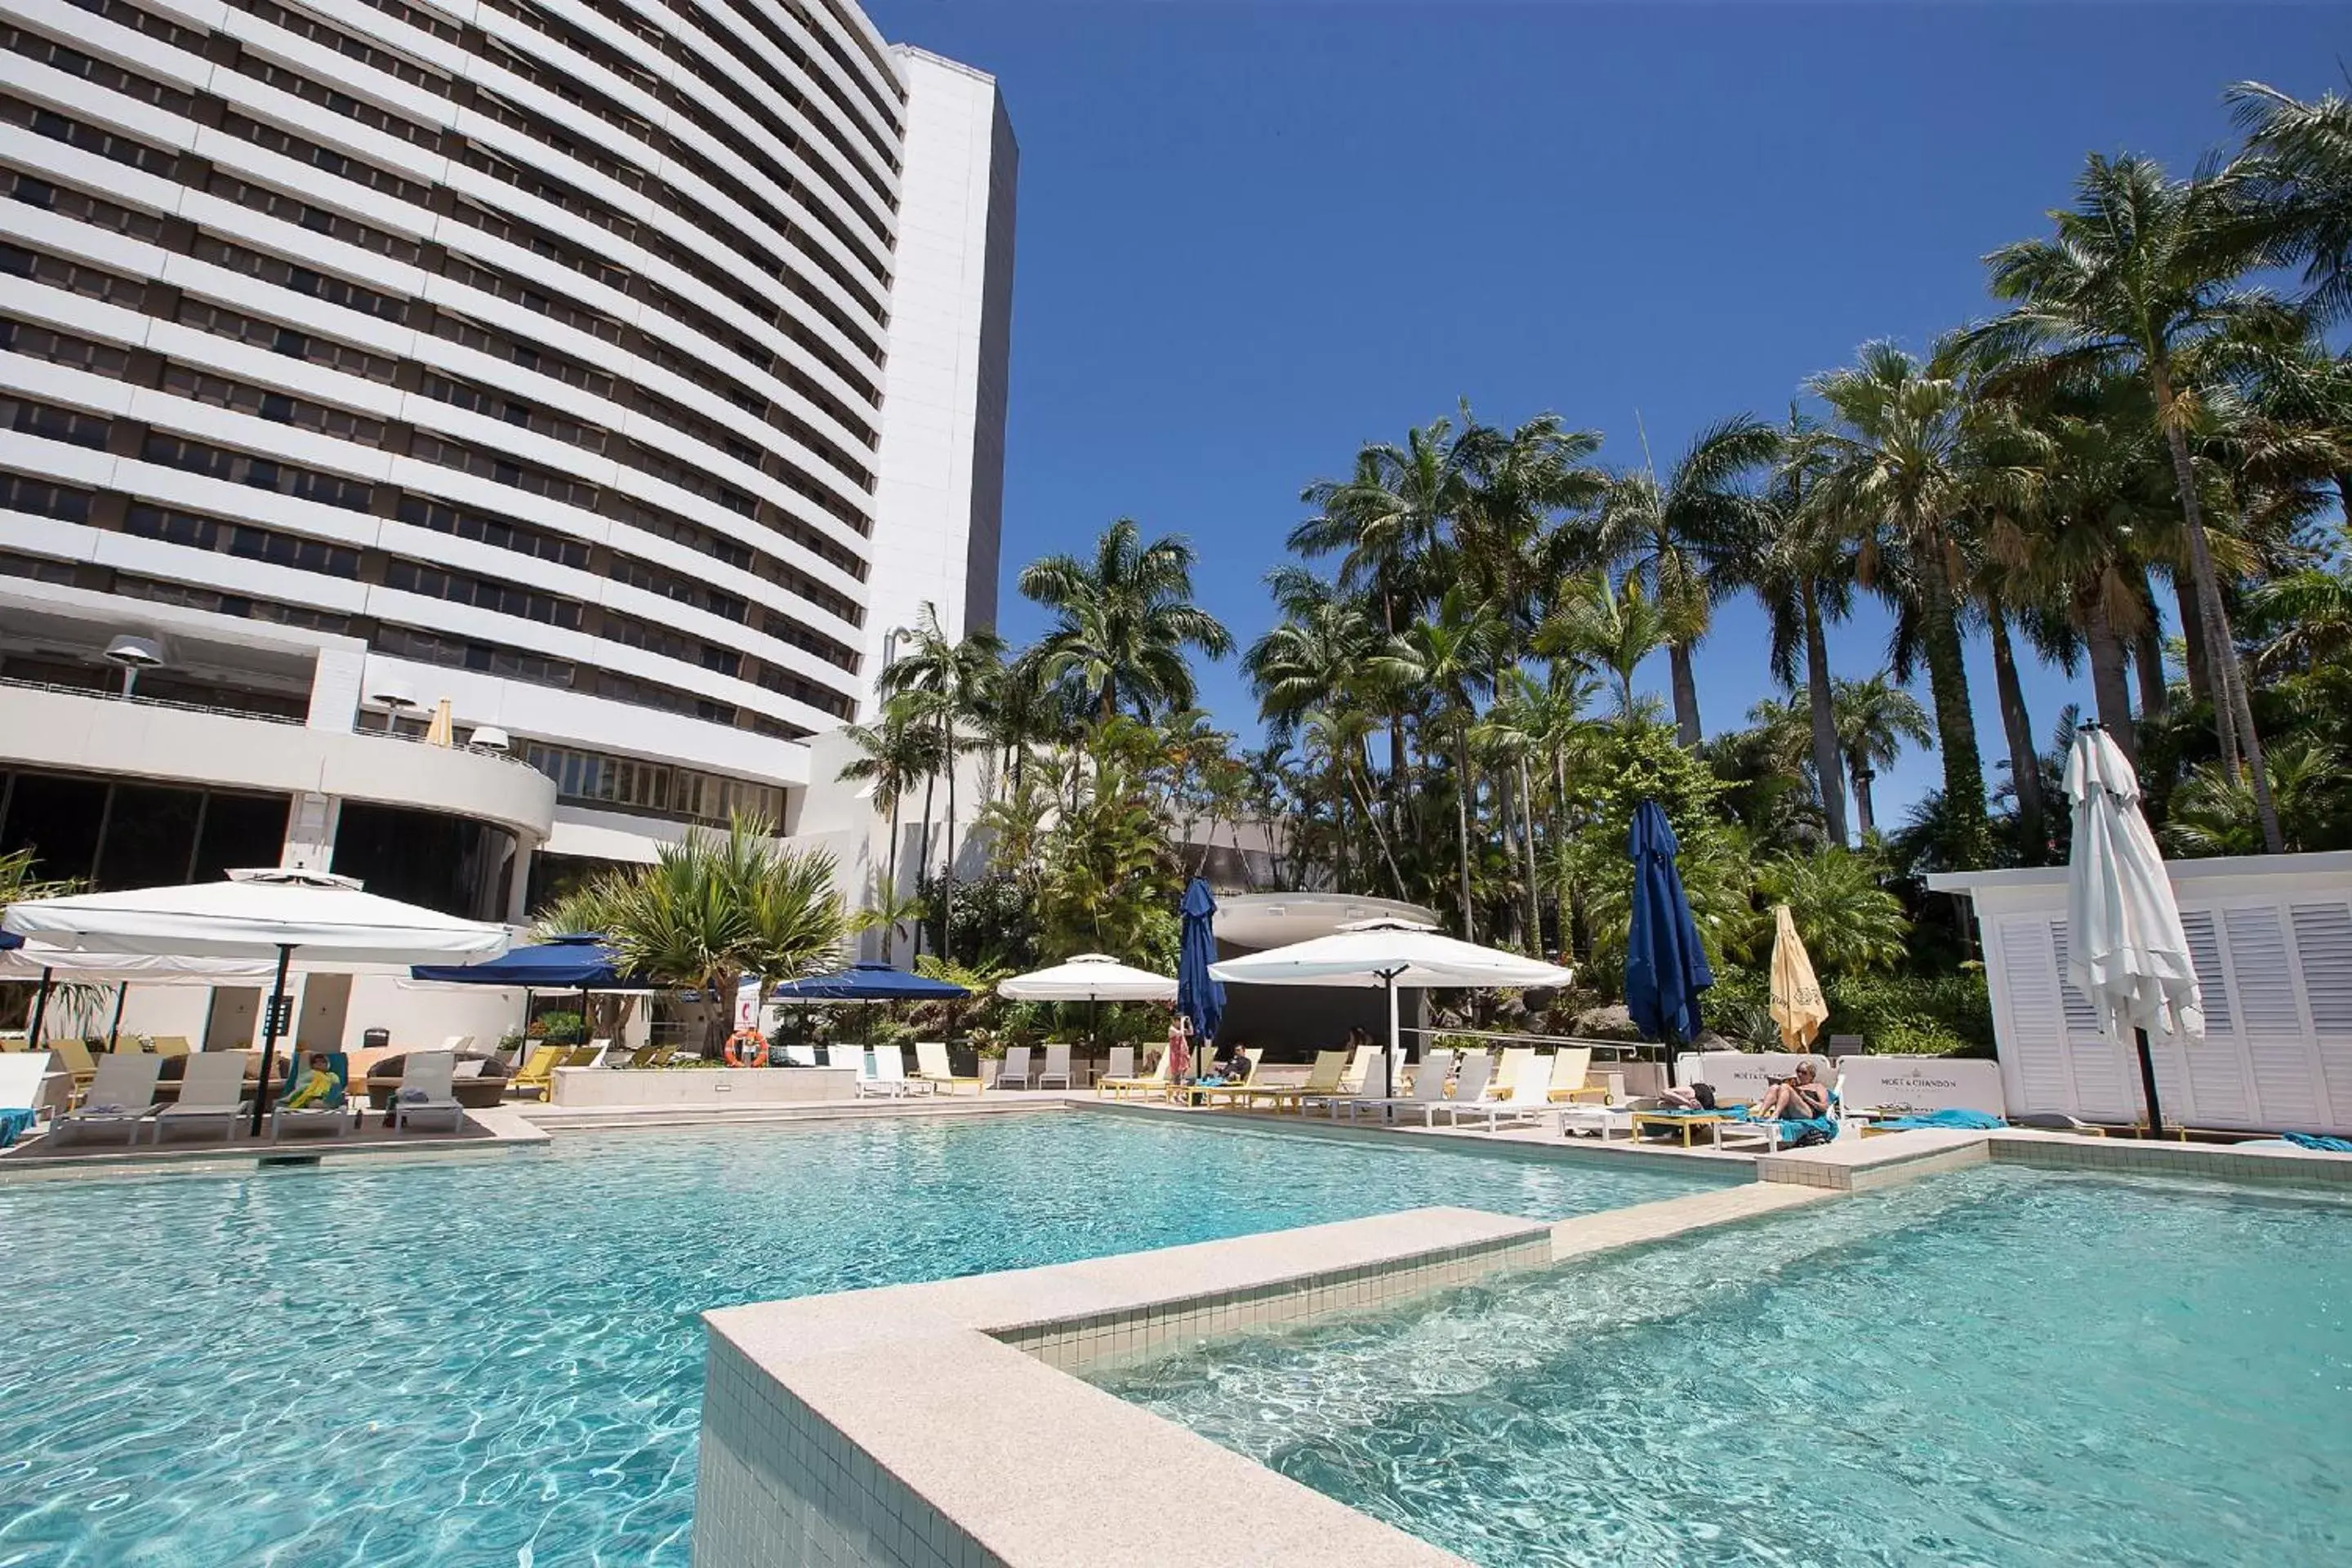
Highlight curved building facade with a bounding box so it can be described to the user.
[0,0,1013,915]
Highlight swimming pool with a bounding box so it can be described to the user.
[1102,1164,2352,1566]
[0,1110,1719,1566]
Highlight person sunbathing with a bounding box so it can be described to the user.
[1752,1061,1827,1120]
[279,1052,345,1111]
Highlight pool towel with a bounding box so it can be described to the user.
[1877,1108,2007,1132]
[0,1107,35,1148]
[2283,1132,2352,1153]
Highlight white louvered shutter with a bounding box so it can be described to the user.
[2174,909,2252,1125]
[2216,905,2316,1128]
[2289,902,2352,1127]
[2048,919,2135,1118]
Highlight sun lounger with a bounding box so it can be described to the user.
[151,1054,252,1143]
[1225,1049,1348,1113]
[391,1049,466,1133]
[1035,1042,1073,1091]
[509,1045,566,1102]
[1429,1052,1553,1129]
[1548,1047,1606,1102]
[621,1045,662,1068]
[912,1040,982,1094]
[995,1045,1033,1090]
[1340,1049,1457,1120]
[866,1045,929,1097]
[0,1051,56,1147]
[49,1037,99,1101]
[149,1035,193,1058]
[271,1052,354,1141]
[1102,1046,1135,1082]
[53,1052,163,1144]
[779,1044,818,1067]
[1098,1049,1169,1100]
[1303,1051,1383,1116]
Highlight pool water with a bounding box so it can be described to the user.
[0,1111,1718,1566]
[1101,1165,2352,1566]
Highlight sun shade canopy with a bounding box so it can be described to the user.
[997,954,1178,1002]
[769,962,972,1000]
[4,868,511,965]
[1208,919,1574,989]
[411,933,648,989]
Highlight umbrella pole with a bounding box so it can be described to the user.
[253,942,292,1136]
[2132,1027,2166,1140]
[27,966,52,1046]
[1383,973,1398,1102]
[107,982,128,1052]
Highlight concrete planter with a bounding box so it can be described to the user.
[549,1067,860,1109]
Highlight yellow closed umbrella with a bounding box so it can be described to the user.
[1768,904,1829,1049]
[423,698,454,747]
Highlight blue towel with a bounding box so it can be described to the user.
[1767,1114,1841,1143]
[1878,1108,2007,1132]
[2283,1133,2352,1153]
[0,1107,34,1148]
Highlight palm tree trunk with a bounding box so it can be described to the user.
[2082,594,2136,764]
[2151,359,2281,851]
[1552,748,1574,955]
[2173,572,2211,706]
[914,768,938,955]
[1516,755,1542,955]
[1802,583,1848,846]
[1668,643,1703,749]
[1452,733,1476,943]
[1989,601,2047,858]
[1848,755,1878,840]
[1913,544,1989,865]
[1343,758,1410,901]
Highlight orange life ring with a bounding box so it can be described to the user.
[724,1031,768,1067]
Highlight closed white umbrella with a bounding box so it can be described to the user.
[1209,918,1575,1098]
[997,954,1177,1059]
[2063,724,2203,1135]
[5,868,510,1131]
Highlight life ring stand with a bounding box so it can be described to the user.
[724,1031,769,1067]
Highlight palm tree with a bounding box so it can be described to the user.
[1243,568,1375,746]
[1535,572,1668,721]
[1595,413,1779,746]
[835,706,936,904]
[1018,519,1233,723]
[879,604,1005,964]
[542,816,844,1057]
[1832,673,1931,840]
[1752,849,1910,975]
[1373,586,1508,941]
[1980,152,2283,851]
[2229,81,2352,326]
[1749,409,1855,844]
[1808,338,1992,866]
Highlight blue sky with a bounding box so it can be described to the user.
[864,1,2344,822]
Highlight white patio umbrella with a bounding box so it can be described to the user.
[0,942,279,1053]
[997,954,1178,1058]
[5,868,509,1131]
[1209,918,1576,1098]
[2063,724,2203,1135]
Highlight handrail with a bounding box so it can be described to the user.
[1397,1025,1663,1059]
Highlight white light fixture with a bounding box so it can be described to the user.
[467,726,511,754]
[367,677,418,712]
[103,634,165,697]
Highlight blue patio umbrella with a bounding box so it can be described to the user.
[1624,800,1713,1049]
[1175,879,1225,1061]
[411,933,653,1049]
[769,961,972,1051]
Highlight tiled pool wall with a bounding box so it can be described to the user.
[688,1125,2352,1568]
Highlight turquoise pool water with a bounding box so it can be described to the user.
[1102,1165,2352,1566]
[0,1112,1718,1566]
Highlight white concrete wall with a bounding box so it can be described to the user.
[862,48,1016,706]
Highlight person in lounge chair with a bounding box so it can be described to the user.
[1201,1040,1250,1085]
[1752,1060,1826,1120]
[279,1052,345,1111]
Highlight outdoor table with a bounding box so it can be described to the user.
[1553,1104,1634,1141]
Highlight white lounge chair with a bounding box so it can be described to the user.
[1035,1042,1073,1090]
[1432,1051,1554,1130]
[866,1045,929,1097]
[779,1044,818,1067]
[996,1045,1032,1090]
[0,1051,56,1145]
[1102,1045,1135,1081]
[53,1052,163,1144]
[151,1054,252,1143]
[912,1040,982,1094]
[391,1050,466,1133]
[1341,1049,1456,1120]
[270,1058,355,1141]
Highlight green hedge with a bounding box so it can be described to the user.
[1705,967,1994,1058]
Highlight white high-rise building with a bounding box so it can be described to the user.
[0,0,1015,938]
